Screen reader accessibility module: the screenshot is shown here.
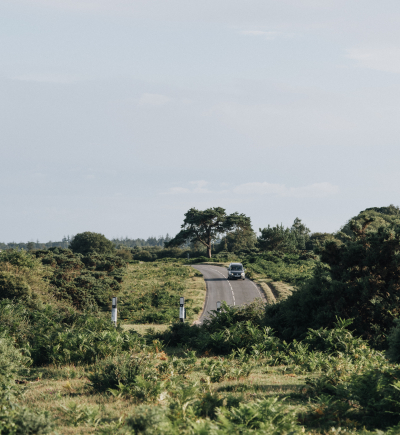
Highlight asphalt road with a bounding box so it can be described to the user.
[192,264,263,323]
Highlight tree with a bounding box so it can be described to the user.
[220,227,257,253]
[165,207,252,258]
[258,224,297,252]
[290,217,310,250]
[69,232,115,255]
[258,218,311,252]
[265,219,400,347]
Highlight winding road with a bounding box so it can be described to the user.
[192,264,263,323]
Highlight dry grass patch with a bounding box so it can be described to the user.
[253,277,294,304]
[123,324,169,335]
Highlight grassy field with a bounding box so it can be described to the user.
[19,351,309,434]
[118,261,206,325]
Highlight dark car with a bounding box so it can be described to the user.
[227,263,245,280]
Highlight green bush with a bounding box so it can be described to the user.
[0,333,31,387]
[88,353,166,402]
[0,249,40,269]
[387,320,400,362]
[33,326,142,365]
[335,366,400,428]
[265,222,400,346]
[33,248,125,309]
[243,251,316,285]
[133,250,156,262]
[0,272,32,300]
[0,406,53,435]
[69,232,115,255]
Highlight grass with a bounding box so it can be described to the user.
[19,357,309,434]
[251,277,294,305]
[123,324,170,335]
[118,261,206,325]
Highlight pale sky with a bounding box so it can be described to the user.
[1,0,400,242]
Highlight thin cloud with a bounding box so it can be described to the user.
[240,30,280,40]
[234,182,339,198]
[164,180,213,195]
[13,73,80,84]
[138,93,171,107]
[346,47,400,73]
[163,181,339,198]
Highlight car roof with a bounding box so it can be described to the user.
[230,262,243,266]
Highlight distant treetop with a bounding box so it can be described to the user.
[69,232,115,255]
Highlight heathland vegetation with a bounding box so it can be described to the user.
[2,206,400,433]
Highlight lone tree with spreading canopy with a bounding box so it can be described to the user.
[165,207,252,258]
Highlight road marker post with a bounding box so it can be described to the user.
[179,297,185,323]
[111,297,117,328]
[216,301,221,312]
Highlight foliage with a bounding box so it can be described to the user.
[118,261,199,323]
[0,300,144,366]
[33,248,125,309]
[0,405,54,435]
[59,402,100,427]
[88,352,168,403]
[387,320,400,362]
[265,220,400,346]
[216,227,257,254]
[0,272,32,301]
[243,251,317,285]
[258,218,310,253]
[69,231,115,255]
[0,333,31,387]
[166,207,252,258]
[32,324,142,365]
[340,205,400,237]
[0,249,41,269]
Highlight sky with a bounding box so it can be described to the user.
[1,0,400,242]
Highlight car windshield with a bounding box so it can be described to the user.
[231,265,243,271]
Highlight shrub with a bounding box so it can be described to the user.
[0,406,53,434]
[33,248,125,309]
[69,232,115,255]
[133,250,156,262]
[217,397,301,434]
[33,326,142,365]
[0,333,31,387]
[336,366,400,428]
[0,272,32,300]
[88,353,166,402]
[125,405,174,434]
[0,249,40,269]
[115,249,132,261]
[266,222,400,346]
[387,319,400,362]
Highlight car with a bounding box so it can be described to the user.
[227,262,245,280]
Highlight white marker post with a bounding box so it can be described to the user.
[217,301,221,313]
[179,297,185,323]
[111,297,117,327]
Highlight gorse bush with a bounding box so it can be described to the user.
[33,248,125,309]
[0,272,32,300]
[0,333,30,387]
